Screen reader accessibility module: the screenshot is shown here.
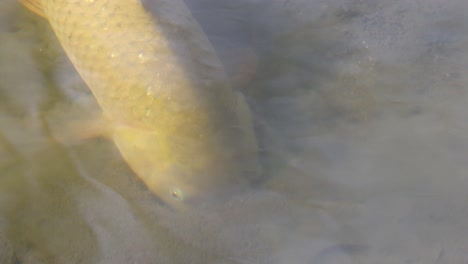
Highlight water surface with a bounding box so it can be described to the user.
[1,0,468,263]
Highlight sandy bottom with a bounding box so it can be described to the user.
[1,0,468,263]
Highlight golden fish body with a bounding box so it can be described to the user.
[19,0,261,209]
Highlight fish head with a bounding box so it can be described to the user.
[145,157,249,210]
[111,125,233,210]
[146,169,199,210]
[110,126,196,208]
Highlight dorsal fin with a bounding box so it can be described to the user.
[17,0,46,18]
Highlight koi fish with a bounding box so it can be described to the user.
[18,0,261,210]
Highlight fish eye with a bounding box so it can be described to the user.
[170,188,185,201]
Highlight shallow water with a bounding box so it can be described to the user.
[2,0,468,263]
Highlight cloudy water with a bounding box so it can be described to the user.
[1,0,468,263]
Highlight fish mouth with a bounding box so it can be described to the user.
[175,185,250,210]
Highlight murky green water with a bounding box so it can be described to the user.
[2,0,468,263]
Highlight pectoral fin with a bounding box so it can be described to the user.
[235,92,256,140]
[224,48,258,89]
[234,92,263,178]
[17,0,46,18]
[45,97,112,145]
[50,113,112,144]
